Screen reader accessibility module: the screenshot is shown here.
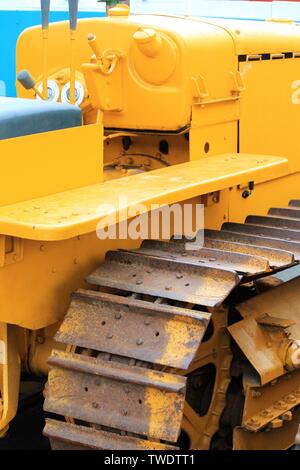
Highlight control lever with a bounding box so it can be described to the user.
[68,0,79,104]
[87,33,102,60]
[17,70,44,100]
[41,0,51,99]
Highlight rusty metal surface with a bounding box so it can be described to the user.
[136,240,270,275]
[228,316,284,384]
[45,199,300,450]
[55,289,210,370]
[269,207,300,219]
[241,369,300,432]
[205,228,300,260]
[246,215,300,231]
[256,314,295,329]
[44,419,177,450]
[45,350,186,442]
[238,276,300,340]
[203,235,294,268]
[233,410,300,450]
[228,276,300,390]
[182,313,233,450]
[47,349,185,392]
[222,222,300,242]
[289,200,300,208]
[87,250,240,307]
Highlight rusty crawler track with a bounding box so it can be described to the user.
[44,200,300,450]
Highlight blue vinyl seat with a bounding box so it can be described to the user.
[0,97,82,140]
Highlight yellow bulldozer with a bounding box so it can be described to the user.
[1,0,300,450]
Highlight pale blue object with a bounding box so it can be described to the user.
[0,97,82,140]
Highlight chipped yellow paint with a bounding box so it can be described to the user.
[156,313,210,372]
[145,369,185,442]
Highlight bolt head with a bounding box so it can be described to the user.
[282,411,292,421]
[270,418,283,429]
[286,394,296,404]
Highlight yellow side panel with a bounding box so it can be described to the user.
[0,235,140,330]
[240,58,300,173]
[204,18,300,56]
[190,116,238,161]
[229,172,300,224]
[0,124,103,206]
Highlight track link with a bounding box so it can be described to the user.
[44,199,300,450]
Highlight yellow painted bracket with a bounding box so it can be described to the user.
[0,324,21,436]
[0,153,288,241]
[230,276,300,385]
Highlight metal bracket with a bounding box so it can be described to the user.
[201,191,220,207]
[83,46,124,112]
[192,71,244,105]
[230,70,245,95]
[0,323,21,435]
[0,236,23,268]
[257,314,296,329]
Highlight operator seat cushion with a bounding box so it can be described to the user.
[0,97,82,140]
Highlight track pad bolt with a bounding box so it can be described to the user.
[286,394,297,404]
[270,418,283,429]
[282,411,292,421]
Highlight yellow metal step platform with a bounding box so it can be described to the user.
[0,153,288,241]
